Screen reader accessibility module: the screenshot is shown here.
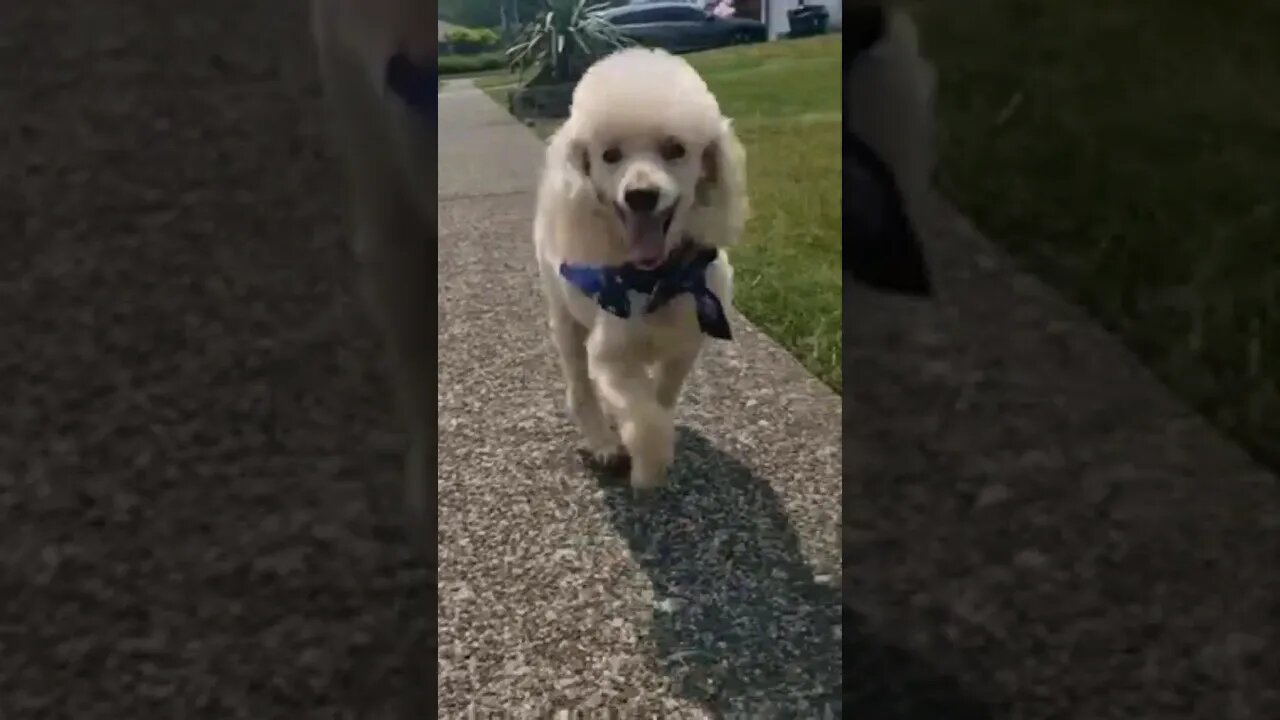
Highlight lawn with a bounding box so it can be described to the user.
[472,72,520,91]
[478,35,843,390]
[912,1,1280,468]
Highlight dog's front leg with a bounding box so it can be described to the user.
[654,344,701,410]
[549,304,626,463]
[587,332,674,491]
[355,220,429,533]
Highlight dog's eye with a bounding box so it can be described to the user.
[602,147,622,164]
[660,140,686,161]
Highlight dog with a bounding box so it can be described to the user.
[843,2,937,297]
[310,0,431,536]
[534,48,749,491]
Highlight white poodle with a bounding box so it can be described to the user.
[310,0,431,535]
[533,48,749,491]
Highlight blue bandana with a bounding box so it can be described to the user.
[558,243,733,340]
[385,52,436,120]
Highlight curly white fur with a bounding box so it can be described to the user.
[310,0,430,534]
[534,48,749,490]
[845,7,936,240]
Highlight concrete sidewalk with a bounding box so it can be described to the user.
[842,202,1280,716]
[438,77,1280,718]
[437,84,842,715]
[1,2,423,716]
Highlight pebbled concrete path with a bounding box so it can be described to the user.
[437,83,843,716]
[843,200,1280,718]
[1,1,426,718]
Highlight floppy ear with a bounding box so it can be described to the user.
[695,117,750,246]
[546,121,596,203]
[568,138,592,181]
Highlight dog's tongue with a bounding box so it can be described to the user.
[626,214,666,269]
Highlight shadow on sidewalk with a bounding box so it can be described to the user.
[594,427,995,718]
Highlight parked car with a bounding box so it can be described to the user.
[596,3,767,54]
[601,0,703,7]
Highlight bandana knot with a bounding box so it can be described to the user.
[558,242,732,340]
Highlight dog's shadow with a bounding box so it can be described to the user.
[591,427,995,718]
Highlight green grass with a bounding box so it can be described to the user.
[912,1,1280,467]
[694,36,842,389]
[479,35,844,390]
[472,72,520,90]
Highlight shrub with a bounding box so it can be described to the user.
[438,52,507,76]
[443,27,502,55]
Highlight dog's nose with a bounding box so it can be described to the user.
[623,188,660,214]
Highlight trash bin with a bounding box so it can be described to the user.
[786,3,829,38]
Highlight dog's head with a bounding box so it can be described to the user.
[549,48,748,268]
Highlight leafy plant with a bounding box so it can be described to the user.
[505,0,633,84]
[440,26,499,55]
[443,27,503,55]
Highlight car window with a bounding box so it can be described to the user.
[663,7,707,22]
[639,7,701,22]
[608,9,656,24]
[605,4,705,24]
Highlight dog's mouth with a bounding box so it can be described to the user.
[617,204,676,270]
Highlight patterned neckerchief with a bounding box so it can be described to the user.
[558,240,733,341]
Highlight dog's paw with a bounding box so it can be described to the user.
[618,413,674,493]
[579,444,631,475]
[628,459,668,492]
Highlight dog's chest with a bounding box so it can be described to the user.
[621,295,703,361]
[562,281,701,352]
